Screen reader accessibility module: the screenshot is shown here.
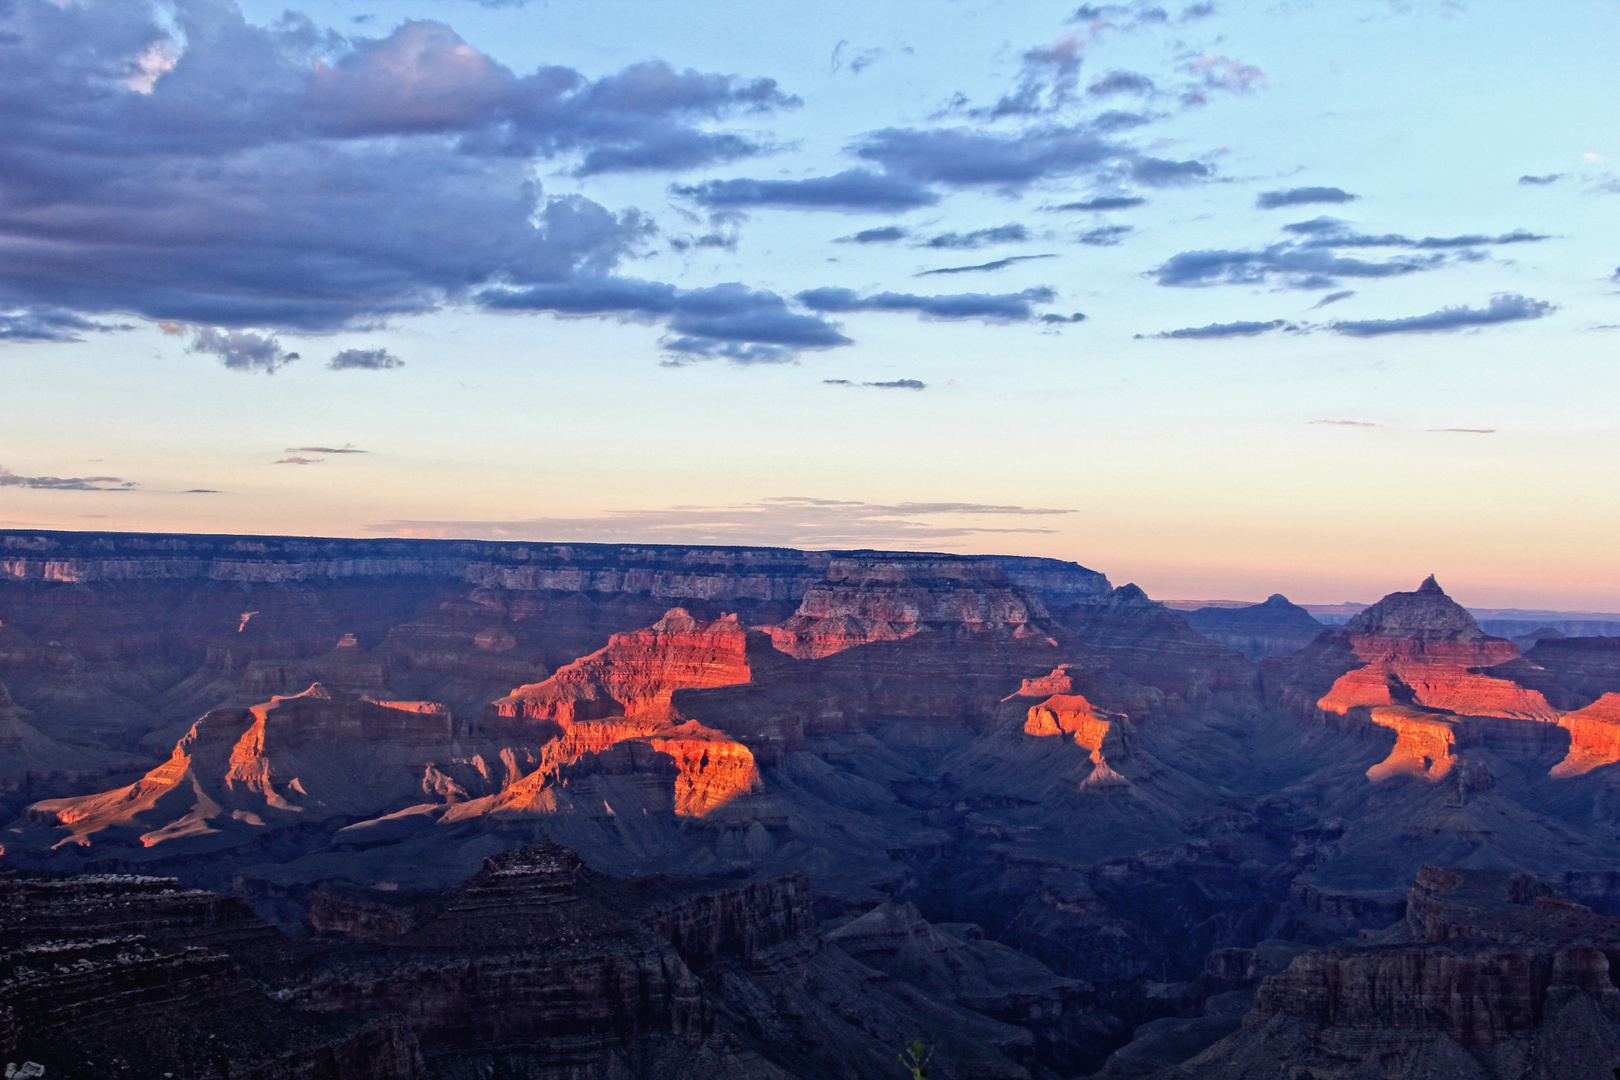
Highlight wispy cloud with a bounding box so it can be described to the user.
[329,348,403,371]
[1519,173,1561,185]
[825,379,927,390]
[274,456,323,465]
[1330,294,1553,336]
[836,226,909,244]
[797,286,1057,322]
[0,467,136,491]
[1311,290,1356,308]
[916,255,1057,276]
[921,224,1029,249]
[1048,196,1146,211]
[1311,419,1377,427]
[1428,427,1496,434]
[1147,319,1285,339]
[1255,186,1358,209]
[286,445,367,454]
[370,496,1074,547]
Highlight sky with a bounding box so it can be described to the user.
[1,0,1618,609]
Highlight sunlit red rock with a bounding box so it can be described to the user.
[488,608,755,725]
[1551,693,1620,778]
[1269,576,1556,723]
[1022,691,1132,788]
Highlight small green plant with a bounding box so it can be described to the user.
[898,1040,933,1080]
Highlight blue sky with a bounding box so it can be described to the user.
[2,0,1618,608]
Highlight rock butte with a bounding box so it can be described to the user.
[4,531,1620,1078]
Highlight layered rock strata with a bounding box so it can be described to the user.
[1174,867,1620,1078]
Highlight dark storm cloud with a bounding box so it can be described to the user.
[0,468,136,491]
[479,279,852,364]
[1049,196,1146,211]
[1329,294,1553,336]
[672,170,940,211]
[0,308,121,342]
[1150,319,1285,338]
[796,287,1057,322]
[921,224,1029,249]
[328,348,404,370]
[0,0,797,336]
[916,255,1057,276]
[1088,70,1156,96]
[189,328,299,373]
[1519,174,1561,185]
[837,226,909,244]
[1255,186,1359,209]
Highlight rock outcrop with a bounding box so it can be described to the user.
[1268,576,1555,723]
[763,556,1056,659]
[1180,595,1324,662]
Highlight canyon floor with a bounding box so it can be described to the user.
[3,531,1620,1079]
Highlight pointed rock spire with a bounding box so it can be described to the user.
[1418,574,1443,594]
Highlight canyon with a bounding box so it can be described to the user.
[3,529,1620,1079]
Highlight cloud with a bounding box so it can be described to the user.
[274,456,323,465]
[479,278,852,363]
[1153,245,1447,287]
[1049,195,1146,211]
[1281,218,1548,249]
[838,226,909,244]
[0,467,136,491]
[286,445,366,454]
[1311,290,1356,308]
[1039,312,1088,323]
[0,1,798,335]
[1179,54,1263,101]
[0,308,123,342]
[796,286,1056,322]
[1088,70,1156,96]
[329,347,404,370]
[985,35,1084,118]
[672,170,939,211]
[1256,186,1358,209]
[1077,224,1132,245]
[370,496,1073,547]
[1311,419,1377,427]
[190,328,298,373]
[826,379,927,390]
[1519,174,1561,185]
[1329,294,1553,336]
[852,125,1210,189]
[1157,218,1549,290]
[1429,427,1496,434]
[916,255,1057,276]
[922,224,1029,249]
[1150,319,1285,338]
[182,488,221,493]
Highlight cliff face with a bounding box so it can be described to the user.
[0,868,421,1079]
[1174,867,1620,1079]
